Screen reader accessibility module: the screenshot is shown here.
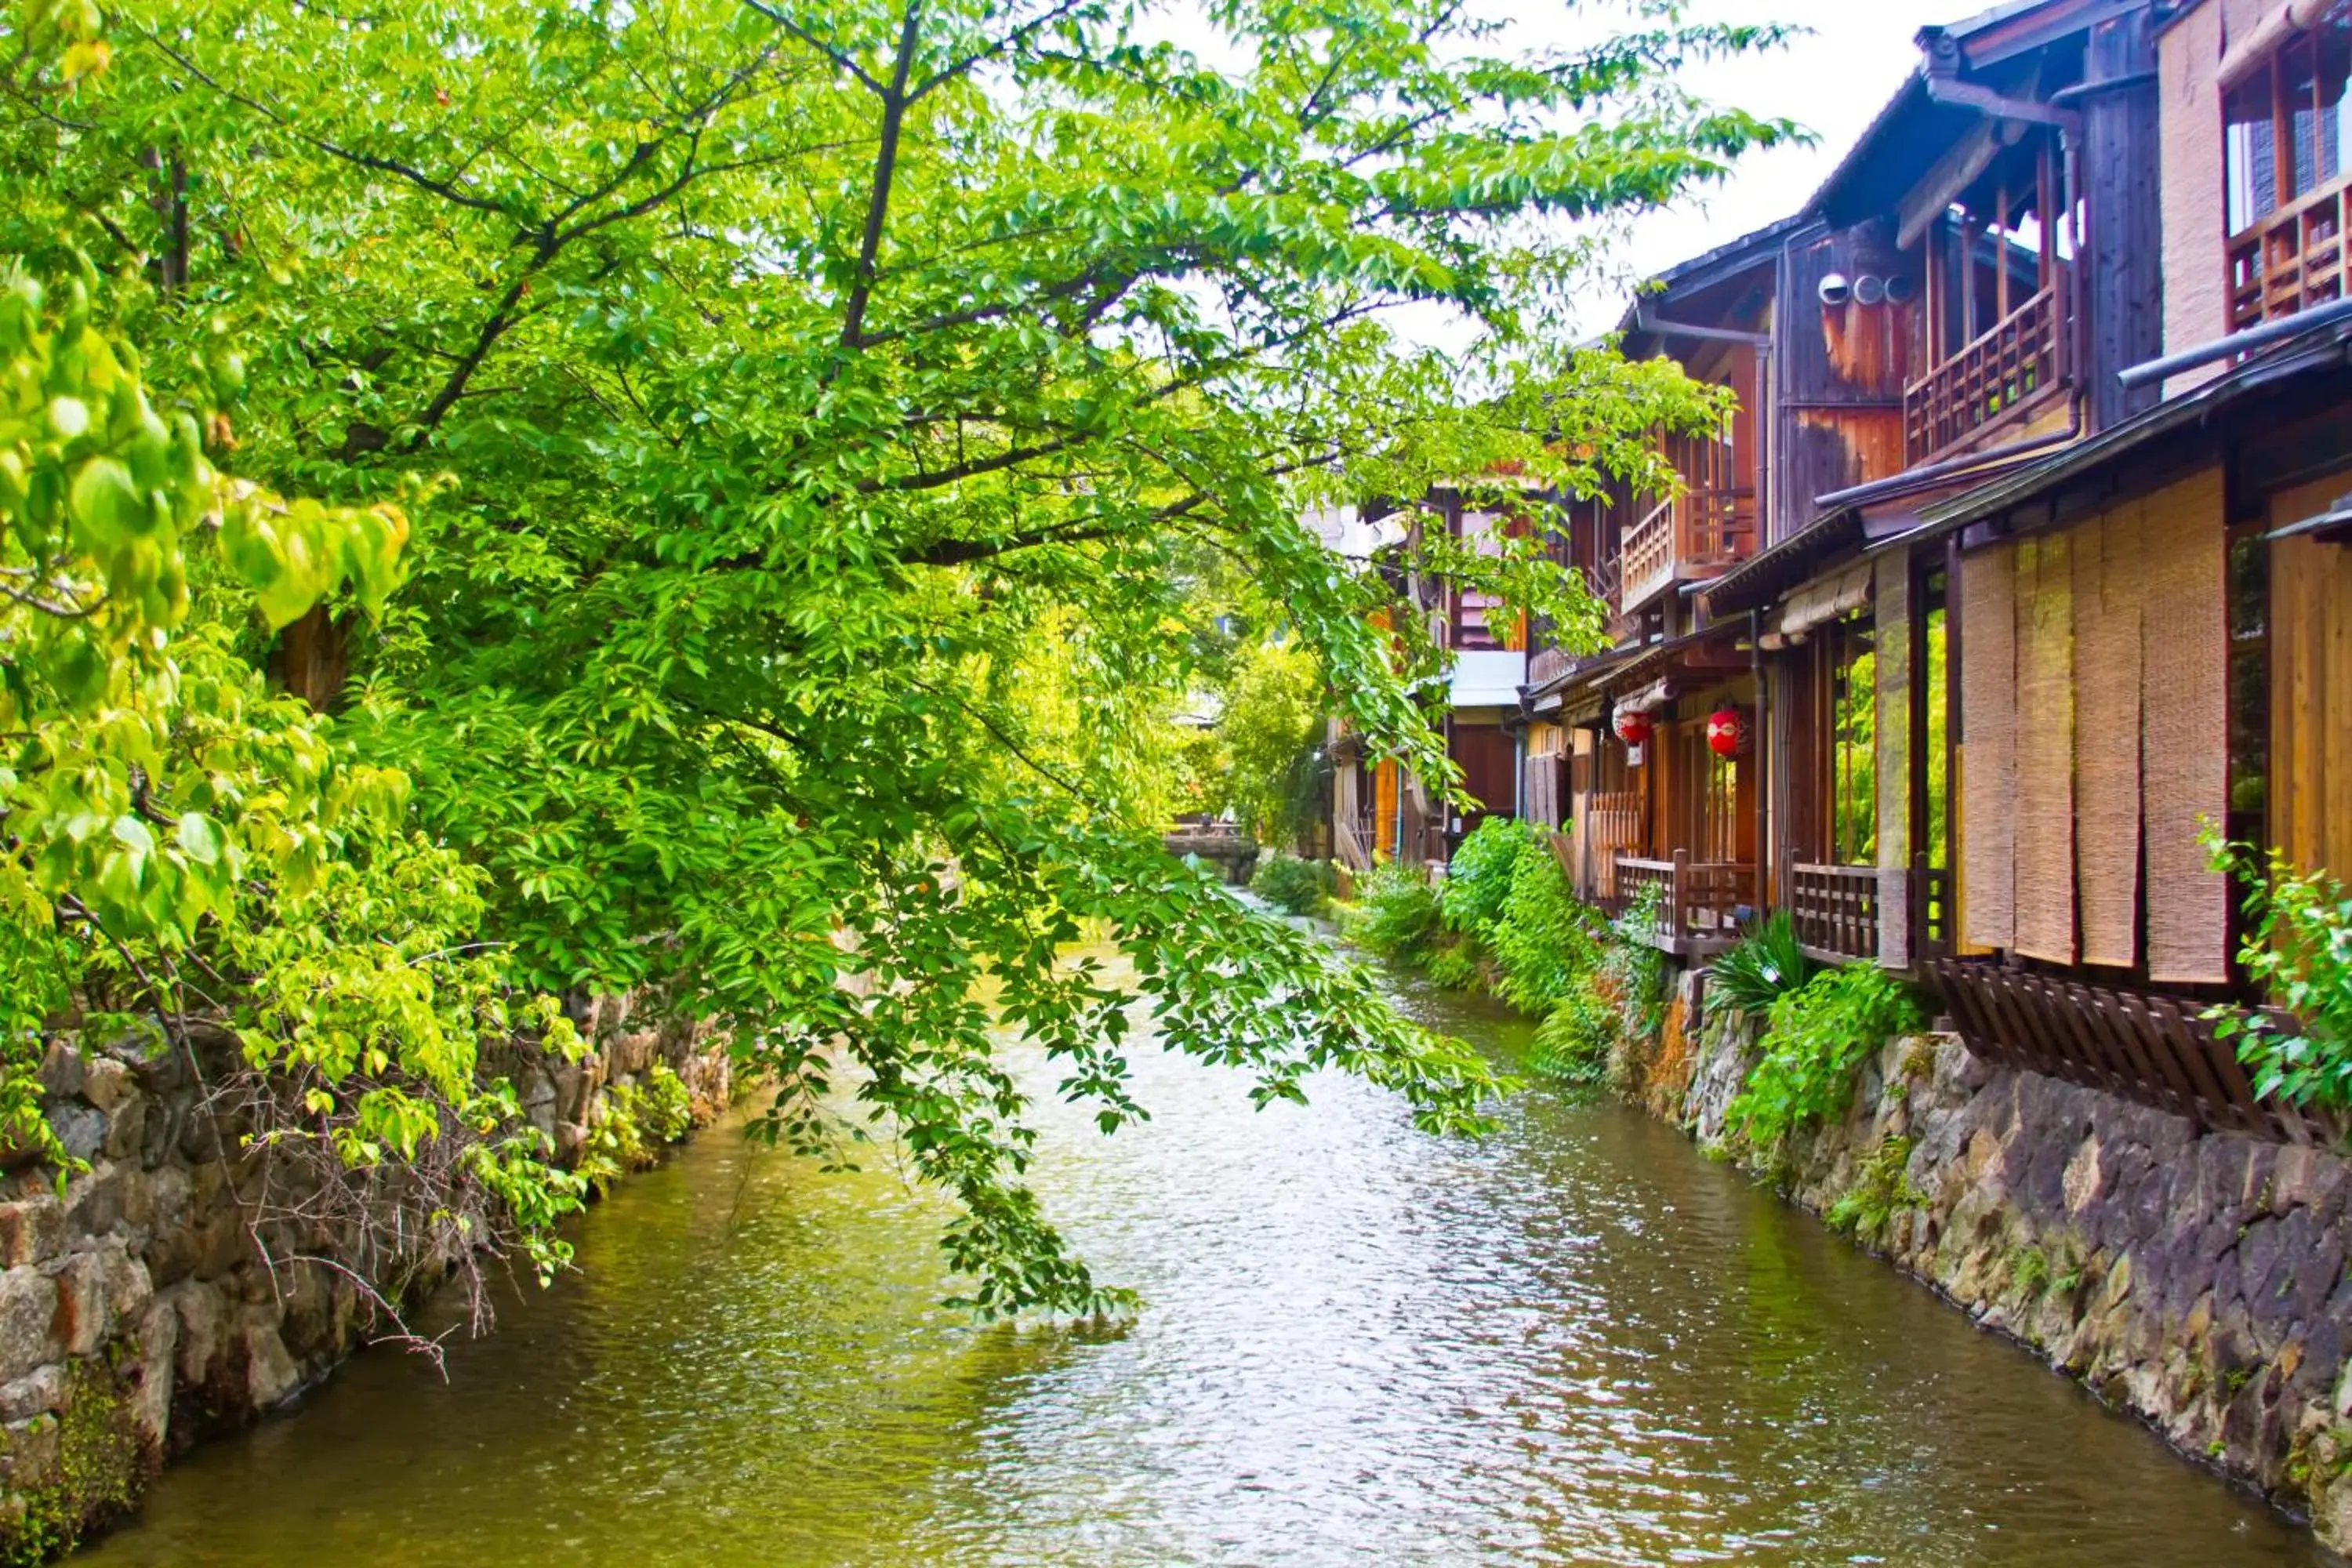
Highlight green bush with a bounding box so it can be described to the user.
[1441,816,1536,935]
[1488,839,1603,1013]
[2206,837,2352,1113]
[1252,854,1337,916]
[1595,884,1668,1041]
[1343,860,1444,964]
[1423,935,1486,992]
[1529,979,1616,1084]
[1709,911,1815,1019]
[1728,962,1923,1151]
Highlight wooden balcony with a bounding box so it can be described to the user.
[2228,176,2351,333]
[1617,487,1757,613]
[1904,283,2063,463]
[1612,851,1755,954]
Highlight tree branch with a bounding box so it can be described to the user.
[841,2,924,350]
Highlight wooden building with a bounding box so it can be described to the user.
[1327,0,2348,1138]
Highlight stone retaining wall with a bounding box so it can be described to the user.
[0,995,731,1557]
[1650,978,2352,1551]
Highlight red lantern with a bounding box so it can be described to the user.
[1707,706,1747,757]
[1612,708,1653,746]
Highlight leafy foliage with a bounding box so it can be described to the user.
[1219,641,1325,849]
[1344,860,1446,965]
[1825,1134,1922,1240]
[0,0,1791,1312]
[1729,964,1923,1152]
[1708,911,1814,1020]
[2207,836,2352,1114]
[1486,833,1602,1014]
[1251,853,1335,917]
[1440,817,1534,936]
[1527,980,1613,1085]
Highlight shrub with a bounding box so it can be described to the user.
[1594,884,1668,1041]
[1528,978,1616,1084]
[2205,836,2352,1114]
[1441,817,1536,935]
[1343,860,1444,964]
[1252,854,1337,916]
[1728,962,1924,1151]
[1424,935,1486,992]
[1488,840,1603,1013]
[1709,911,1815,1019]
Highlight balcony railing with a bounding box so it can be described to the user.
[1587,791,1644,901]
[1789,863,1881,963]
[1904,283,2063,463]
[1613,852,1755,953]
[2228,176,2351,333]
[1617,487,1758,612]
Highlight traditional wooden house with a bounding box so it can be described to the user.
[1325,488,1535,875]
[1891,0,2352,1134]
[1693,0,2167,975]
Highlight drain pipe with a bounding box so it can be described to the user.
[2118,296,2352,389]
[1750,607,1769,924]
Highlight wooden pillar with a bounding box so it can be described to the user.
[1875,554,1914,968]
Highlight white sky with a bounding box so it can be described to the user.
[1573,0,1944,334]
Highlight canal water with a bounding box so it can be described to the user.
[79,967,2328,1566]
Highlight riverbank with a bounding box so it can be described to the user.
[66,953,2325,1566]
[1612,967,2352,1555]
[0,995,731,1561]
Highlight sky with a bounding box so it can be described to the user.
[1574,0,1944,332]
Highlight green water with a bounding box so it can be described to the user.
[76,970,2328,1566]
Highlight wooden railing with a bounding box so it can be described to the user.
[1927,960,2329,1144]
[1613,852,1755,952]
[1587,791,1643,900]
[2228,176,2351,333]
[1904,283,2063,462]
[1790,863,1880,962]
[1617,488,1759,612]
[1334,812,1376,873]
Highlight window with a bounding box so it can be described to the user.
[2226,527,2270,843]
[2226,5,2352,237]
[1826,615,1878,866]
[1915,570,1951,874]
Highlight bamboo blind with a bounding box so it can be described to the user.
[1961,541,2017,951]
[2014,532,2078,964]
[2074,503,2143,968]
[2142,469,2230,985]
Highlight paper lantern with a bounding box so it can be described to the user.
[1612,708,1653,746]
[1707,706,1747,757]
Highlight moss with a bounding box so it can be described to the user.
[0,1363,145,1566]
[2010,1245,2051,1301]
[1827,1135,1924,1240]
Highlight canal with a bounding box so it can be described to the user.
[78,966,2327,1566]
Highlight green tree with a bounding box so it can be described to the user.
[1219,639,1322,847]
[2,0,1784,1314]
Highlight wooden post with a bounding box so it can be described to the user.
[1671,848,1690,942]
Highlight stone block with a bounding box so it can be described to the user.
[0,1269,58,1385]
[238,1320,302,1410]
[165,1280,226,1392]
[0,1365,65,1423]
[49,1104,106,1166]
[34,1043,84,1102]
[0,1197,65,1269]
[79,1057,132,1115]
[62,1161,127,1238]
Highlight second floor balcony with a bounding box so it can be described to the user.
[1618,483,1757,614]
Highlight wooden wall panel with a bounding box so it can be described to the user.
[1960,542,2017,951]
[2269,485,2352,886]
[2074,503,2144,968]
[2141,468,2230,985]
[2014,533,2078,964]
